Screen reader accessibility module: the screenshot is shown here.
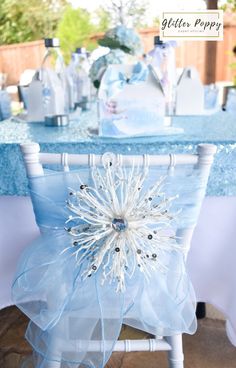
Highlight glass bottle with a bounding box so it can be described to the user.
[148,36,177,115]
[40,38,69,126]
[70,47,91,111]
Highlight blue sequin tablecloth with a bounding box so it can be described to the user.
[0,110,236,196]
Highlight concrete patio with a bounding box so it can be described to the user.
[0,306,236,368]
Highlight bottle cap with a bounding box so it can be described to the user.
[45,115,69,127]
[44,38,60,48]
[75,47,86,54]
[154,36,164,46]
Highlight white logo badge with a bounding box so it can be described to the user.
[160,10,223,41]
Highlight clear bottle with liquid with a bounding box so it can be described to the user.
[69,47,91,111]
[40,38,69,126]
[148,36,177,115]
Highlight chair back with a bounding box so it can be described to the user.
[20,142,216,252]
[21,142,216,176]
[16,142,217,366]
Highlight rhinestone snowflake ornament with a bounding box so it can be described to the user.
[64,163,181,292]
[112,218,128,232]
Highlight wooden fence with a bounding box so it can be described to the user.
[0,24,236,86]
[0,40,45,86]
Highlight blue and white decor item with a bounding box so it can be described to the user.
[175,66,204,115]
[90,25,143,89]
[27,38,69,125]
[225,87,236,112]
[148,36,177,115]
[98,62,183,137]
[12,143,216,367]
[204,84,219,111]
[0,90,11,121]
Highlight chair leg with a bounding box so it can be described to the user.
[32,352,61,368]
[44,360,61,368]
[43,336,61,368]
[165,334,184,368]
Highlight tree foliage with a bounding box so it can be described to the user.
[99,0,148,28]
[56,6,98,63]
[0,0,67,45]
[219,0,236,11]
[95,7,111,32]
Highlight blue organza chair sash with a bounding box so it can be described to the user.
[12,164,206,368]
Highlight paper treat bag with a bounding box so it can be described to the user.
[175,66,204,115]
[98,62,165,137]
[27,69,66,123]
[27,74,44,122]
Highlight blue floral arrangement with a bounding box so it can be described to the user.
[90,49,126,89]
[90,25,143,88]
[98,25,143,56]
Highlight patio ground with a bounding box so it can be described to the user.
[0,306,236,368]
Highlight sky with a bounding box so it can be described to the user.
[69,0,210,25]
[69,0,228,26]
[70,0,208,13]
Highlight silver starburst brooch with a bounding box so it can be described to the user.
[64,163,181,292]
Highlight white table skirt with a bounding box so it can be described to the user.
[1,196,236,347]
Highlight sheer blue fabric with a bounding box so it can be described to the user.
[12,163,207,368]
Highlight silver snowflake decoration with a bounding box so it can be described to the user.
[64,163,182,292]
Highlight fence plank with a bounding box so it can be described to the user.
[0,24,236,86]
